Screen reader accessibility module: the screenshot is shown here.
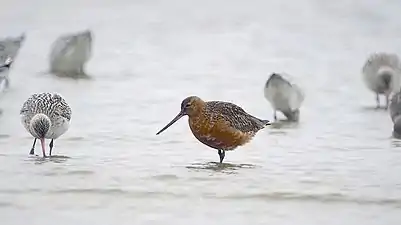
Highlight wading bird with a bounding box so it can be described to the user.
[156,96,270,163]
[362,52,401,109]
[20,93,72,157]
[264,73,305,122]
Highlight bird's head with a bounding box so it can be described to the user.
[156,96,205,135]
[30,113,51,140]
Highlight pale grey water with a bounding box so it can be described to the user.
[0,0,401,224]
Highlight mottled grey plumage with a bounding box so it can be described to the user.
[20,92,72,157]
[390,90,401,138]
[21,93,71,121]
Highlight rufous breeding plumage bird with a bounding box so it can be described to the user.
[156,96,270,163]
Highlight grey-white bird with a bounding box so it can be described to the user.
[0,33,25,61]
[264,73,305,122]
[362,52,401,109]
[0,33,25,89]
[49,30,93,76]
[390,90,401,138]
[0,56,13,90]
[20,93,72,157]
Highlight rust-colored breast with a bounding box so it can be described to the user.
[188,113,254,151]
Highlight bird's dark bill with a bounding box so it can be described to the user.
[156,112,185,135]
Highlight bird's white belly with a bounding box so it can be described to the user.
[45,117,70,139]
[265,85,293,110]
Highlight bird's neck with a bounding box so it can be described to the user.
[187,101,206,118]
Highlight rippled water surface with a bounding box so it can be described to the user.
[1,0,401,224]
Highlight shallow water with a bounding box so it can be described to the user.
[1,0,401,224]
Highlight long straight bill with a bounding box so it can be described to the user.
[156,112,184,135]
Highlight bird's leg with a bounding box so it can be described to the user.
[218,150,225,163]
[4,78,9,89]
[29,138,37,155]
[385,93,390,110]
[273,110,277,121]
[49,139,54,156]
[376,93,380,109]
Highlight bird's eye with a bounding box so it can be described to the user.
[185,103,191,108]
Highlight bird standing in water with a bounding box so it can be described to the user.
[362,52,401,109]
[20,93,72,157]
[156,96,270,163]
[264,73,305,122]
[49,29,93,76]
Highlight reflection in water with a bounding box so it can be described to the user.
[391,139,401,147]
[269,120,300,129]
[360,105,390,111]
[36,70,93,81]
[28,155,71,165]
[52,72,92,80]
[149,174,179,181]
[186,161,257,174]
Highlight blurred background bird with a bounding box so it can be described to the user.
[0,56,14,92]
[0,33,26,91]
[49,29,93,77]
[362,52,401,109]
[264,73,305,122]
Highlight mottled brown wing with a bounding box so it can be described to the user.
[205,101,268,133]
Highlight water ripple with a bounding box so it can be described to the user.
[0,188,399,207]
[0,134,10,139]
[217,192,401,207]
[0,201,14,208]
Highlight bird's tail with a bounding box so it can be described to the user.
[251,116,271,128]
[261,119,271,126]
